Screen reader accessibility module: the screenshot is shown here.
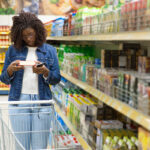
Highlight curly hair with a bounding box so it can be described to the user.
[11,12,46,50]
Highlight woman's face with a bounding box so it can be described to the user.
[22,27,36,47]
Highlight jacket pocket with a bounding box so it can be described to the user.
[10,55,26,62]
[39,58,54,67]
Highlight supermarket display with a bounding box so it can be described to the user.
[0,26,11,92]
[138,127,150,150]
[50,112,82,149]
[52,78,142,149]
[0,26,10,32]
[45,0,150,37]
[0,1,150,149]
[56,44,150,116]
[0,8,15,15]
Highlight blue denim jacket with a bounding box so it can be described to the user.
[0,43,61,101]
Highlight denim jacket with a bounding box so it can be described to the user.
[0,43,61,101]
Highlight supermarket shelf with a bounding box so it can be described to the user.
[0,88,9,90]
[55,104,92,150]
[61,71,150,131]
[47,31,150,41]
[0,45,9,48]
[0,32,10,35]
[0,88,9,95]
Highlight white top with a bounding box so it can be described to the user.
[21,47,38,94]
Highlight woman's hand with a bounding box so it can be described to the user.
[7,60,24,77]
[33,61,49,78]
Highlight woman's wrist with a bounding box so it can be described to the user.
[43,68,49,78]
[7,66,13,77]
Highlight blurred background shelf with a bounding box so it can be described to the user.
[0,46,9,48]
[0,32,10,35]
[47,31,150,42]
[0,88,9,95]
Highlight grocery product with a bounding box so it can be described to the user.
[94,120,137,150]
[19,61,36,66]
[138,127,150,150]
[56,43,150,115]
[45,0,150,36]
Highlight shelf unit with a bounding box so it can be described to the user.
[0,46,9,49]
[0,88,9,95]
[55,104,92,150]
[0,31,10,95]
[0,88,9,90]
[47,31,150,149]
[60,71,150,131]
[0,59,10,94]
[47,31,150,41]
[0,32,10,35]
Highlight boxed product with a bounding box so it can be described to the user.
[138,56,150,73]
[95,120,123,129]
[19,61,36,66]
[138,127,150,150]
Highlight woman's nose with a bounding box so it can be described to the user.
[27,36,32,41]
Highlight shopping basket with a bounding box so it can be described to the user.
[0,100,82,150]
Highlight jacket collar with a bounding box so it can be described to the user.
[37,44,46,54]
[22,44,46,54]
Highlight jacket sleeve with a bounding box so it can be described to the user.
[44,46,61,85]
[0,46,15,85]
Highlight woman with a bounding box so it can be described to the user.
[0,12,61,149]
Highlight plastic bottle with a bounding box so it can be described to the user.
[118,139,128,150]
[131,136,138,150]
[103,136,112,150]
[111,139,120,150]
[127,140,137,150]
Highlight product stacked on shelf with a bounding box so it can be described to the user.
[138,127,150,150]
[44,20,53,37]
[57,43,150,117]
[50,112,82,149]
[95,120,138,150]
[0,26,11,91]
[45,0,150,37]
[0,35,11,46]
[51,78,145,149]
[0,51,5,62]
[0,81,9,89]
[0,26,10,32]
[0,8,15,15]
[0,26,11,47]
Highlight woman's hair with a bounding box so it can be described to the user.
[11,12,46,50]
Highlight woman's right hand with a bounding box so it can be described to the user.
[7,60,24,77]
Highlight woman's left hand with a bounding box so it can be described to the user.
[33,61,49,78]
